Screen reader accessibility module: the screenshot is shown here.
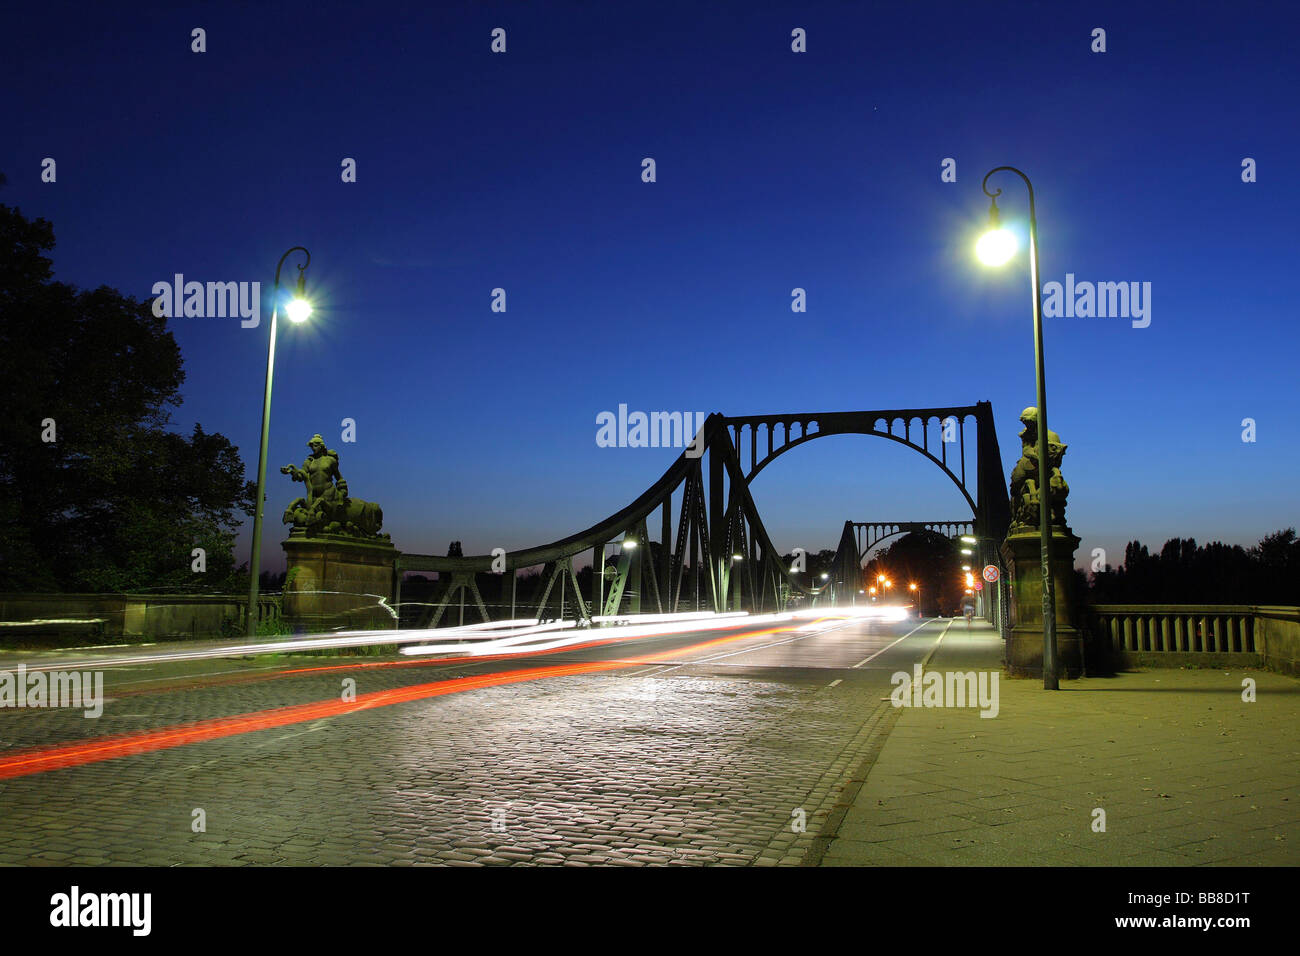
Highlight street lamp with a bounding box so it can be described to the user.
[978,165,1057,690]
[247,246,311,637]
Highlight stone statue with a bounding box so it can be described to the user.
[1008,407,1070,531]
[1047,434,1069,527]
[281,434,387,539]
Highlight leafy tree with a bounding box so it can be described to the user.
[862,530,963,615]
[0,193,254,592]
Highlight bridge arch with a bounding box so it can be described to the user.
[743,426,978,517]
[723,404,1008,535]
[850,520,975,561]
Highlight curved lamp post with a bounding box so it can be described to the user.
[978,166,1057,690]
[247,246,312,636]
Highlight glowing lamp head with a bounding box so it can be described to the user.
[976,228,1017,266]
[976,197,1017,266]
[286,268,312,323]
[285,297,312,324]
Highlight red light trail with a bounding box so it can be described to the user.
[0,620,813,781]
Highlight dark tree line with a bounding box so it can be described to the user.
[1087,530,1300,605]
[781,549,839,597]
[0,182,255,592]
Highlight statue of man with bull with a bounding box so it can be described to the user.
[281,434,386,539]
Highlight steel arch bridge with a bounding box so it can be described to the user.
[850,521,975,560]
[396,402,1010,627]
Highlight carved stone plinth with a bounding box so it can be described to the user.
[281,532,399,633]
[1001,529,1083,678]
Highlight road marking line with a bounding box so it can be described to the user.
[850,619,937,669]
[827,679,842,687]
[919,618,955,670]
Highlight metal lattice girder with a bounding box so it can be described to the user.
[668,466,697,613]
[423,571,490,628]
[534,557,590,622]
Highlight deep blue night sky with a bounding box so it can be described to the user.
[4,0,1297,573]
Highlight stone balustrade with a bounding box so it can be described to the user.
[1084,604,1300,675]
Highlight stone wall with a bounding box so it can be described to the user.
[0,593,280,644]
[1257,606,1300,676]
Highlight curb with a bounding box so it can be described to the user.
[801,618,953,867]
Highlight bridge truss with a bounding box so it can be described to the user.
[395,402,1010,627]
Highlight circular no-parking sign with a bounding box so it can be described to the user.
[974,582,984,591]
[982,565,999,583]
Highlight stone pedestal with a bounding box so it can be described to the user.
[281,532,399,632]
[1001,528,1083,678]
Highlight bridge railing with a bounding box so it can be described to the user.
[1083,604,1300,674]
[1089,604,1256,653]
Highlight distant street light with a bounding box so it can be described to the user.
[979,165,1058,690]
[247,246,311,637]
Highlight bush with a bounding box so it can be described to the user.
[254,617,294,637]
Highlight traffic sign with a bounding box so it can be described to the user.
[982,565,999,583]
[974,582,984,591]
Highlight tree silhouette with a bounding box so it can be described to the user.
[1087,530,1299,605]
[0,195,254,591]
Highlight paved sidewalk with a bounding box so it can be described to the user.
[819,622,1300,866]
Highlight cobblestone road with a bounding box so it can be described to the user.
[0,616,937,866]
